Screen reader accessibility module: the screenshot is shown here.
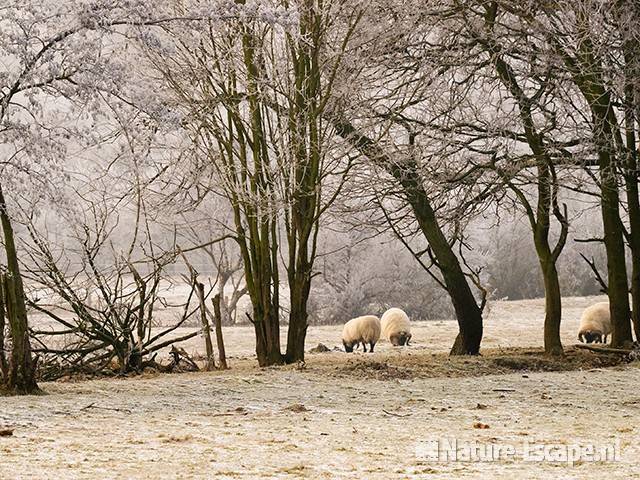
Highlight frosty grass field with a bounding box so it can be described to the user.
[1,295,639,479]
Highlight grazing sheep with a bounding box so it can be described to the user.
[381,307,412,346]
[342,315,381,353]
[578,302,612,344]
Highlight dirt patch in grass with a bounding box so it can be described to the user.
[490,348,622,372]
[340,360,416,380]
[328,346,625,381]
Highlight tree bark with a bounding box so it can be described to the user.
[212,294,228,370]
[283,6,322,365]
[540,259,563,356]
[600,159,634,347]
[251,309,283,367]
[0,279,7,384]
[0,184,39,394]
[196,282,215,371]
[623,127,640,344]
[285,268,311,363]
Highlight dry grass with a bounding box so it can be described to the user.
[295,346,626,382]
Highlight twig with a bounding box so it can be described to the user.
[579,253,607,293]
[80,402,132,413]
[382,409,411,417]
[209,411,249,417]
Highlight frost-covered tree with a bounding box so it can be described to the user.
[464,0,640,347]
[0,0,231,392]
[142,0,360,365]
[329,1,488,354]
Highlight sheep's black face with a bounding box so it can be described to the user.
[343,341,354,353]
[583,331,603,343]
[390,333,410,346]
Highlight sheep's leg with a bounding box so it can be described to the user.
[362,342,367,353]
[369,342,375,353]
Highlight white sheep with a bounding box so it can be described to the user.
[342,315,381,353]
[380,307,412,346]
[578,302,612,344]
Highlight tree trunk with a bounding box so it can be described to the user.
[540,259,563,356]
[0,185,39,394]
[398,167,483,355]
[600,166,634,347]
[485,27,568,356]
[285,270,311,364]
[616,0,640,343]
[252,308,283,367]
[248,272,283,367]
[212,294,228,370]
[565,17,633,348]
[0,279,7,384]
[594,96,633,347]
[196,282,215,371]
[624,136,640,344]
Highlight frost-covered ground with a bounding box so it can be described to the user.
[2,295,640,479]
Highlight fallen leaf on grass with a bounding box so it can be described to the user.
[473,422,490,429]
[0,429,13,437]
[285,404,309,413]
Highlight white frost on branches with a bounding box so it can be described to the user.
[0,1,298,220]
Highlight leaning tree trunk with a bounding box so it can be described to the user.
[398,165,483,355]
[332,121,483,355]
[0,185,39,394]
